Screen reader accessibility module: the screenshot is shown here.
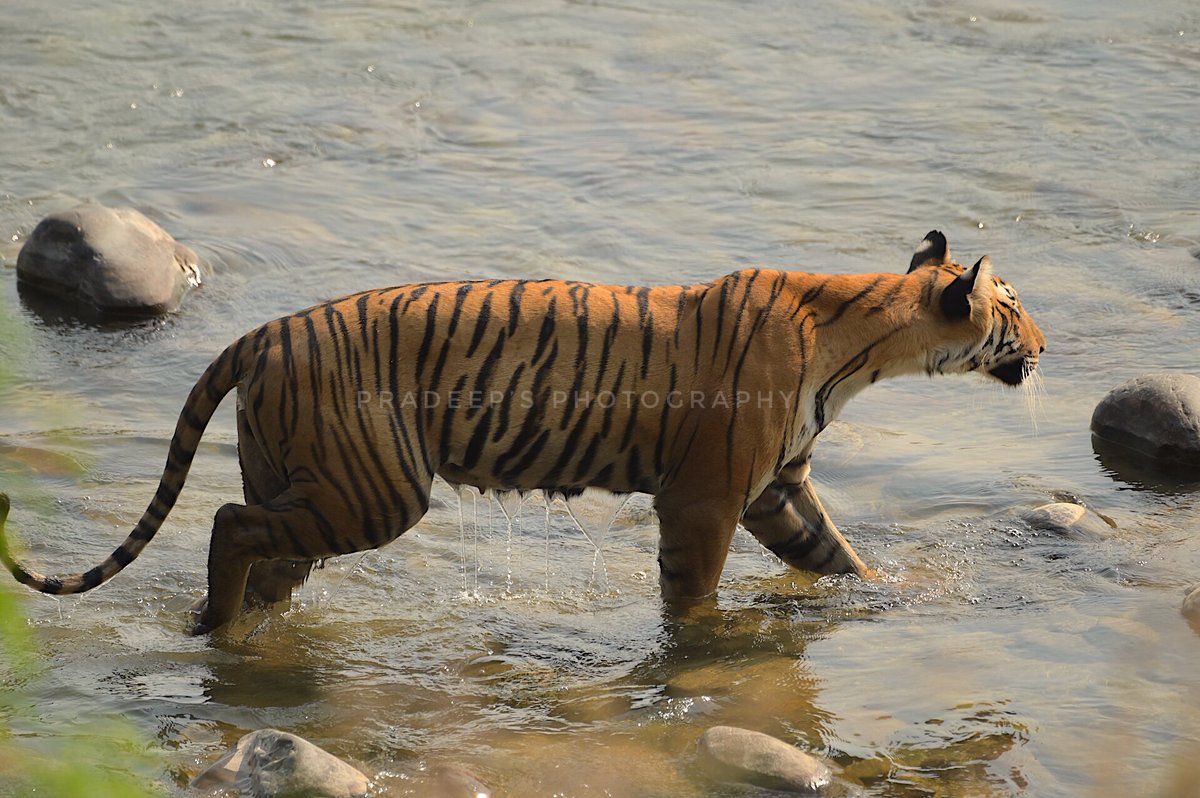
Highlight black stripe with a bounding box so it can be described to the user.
[711,275,734,360]
[462,406,496,471]
[744,492,788,521]
[816,277,882,328]
[771,531,819,563]
[507,281,527,336]
[467,329,508,421]
[722,269,760,372]
[402,284,429,314]
[531,297,557,365]
[500,429,551,483]
[413,293,442,381]
[601,360,626,440]
[491,362,527,443]
[465,292,494,358]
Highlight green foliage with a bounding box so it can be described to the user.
[0,306,168,797]
[0,580,169,797]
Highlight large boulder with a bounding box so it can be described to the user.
[1091,374,1200,468]
[190,729,370,798]
[697,725,831,793]
[16,203,201,316]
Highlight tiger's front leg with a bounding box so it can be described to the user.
[742,459,870,578]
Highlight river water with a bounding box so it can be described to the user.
[1,1,1198,796]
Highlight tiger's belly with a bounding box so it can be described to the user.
[435,448,654,497]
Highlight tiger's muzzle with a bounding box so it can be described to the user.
[988,355,1037,386]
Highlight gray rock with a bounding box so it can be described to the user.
[1020,503,1115,539]
[1091,374,1200,467]
[190,729,370,798]
[697,725,831,793]
[17,203,200,316]
[1184,584,1200,633]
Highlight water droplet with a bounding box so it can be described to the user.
[977,221,985,229]
[129,102,138,109]
[10,234,18,242]
[366,64,376,73]
[1014,214,1021,222]
[969,15,978,22]
[414,101,421,108]
[262,158,277,168]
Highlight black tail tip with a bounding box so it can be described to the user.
[0,493,9,520]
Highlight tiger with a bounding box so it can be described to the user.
[0,230,1045,635]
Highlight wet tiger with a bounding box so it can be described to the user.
[0,230,1045,634]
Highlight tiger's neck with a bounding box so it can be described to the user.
[780,270,935,435]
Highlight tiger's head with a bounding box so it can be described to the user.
[906,230,1045,386]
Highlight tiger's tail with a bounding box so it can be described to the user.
[0,341,244,596]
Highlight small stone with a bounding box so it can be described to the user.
[1020,503,1114,539]
[1183,585,1200,633]
[1090,374,1200,467]
[191,729,370,798]
[16,202,201,316]
[697,725,831,793]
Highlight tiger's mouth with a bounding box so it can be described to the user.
[988,356,1034,386]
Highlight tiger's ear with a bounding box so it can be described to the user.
[939,256,991,320]
[907,230,950,273]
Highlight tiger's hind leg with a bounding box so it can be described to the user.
[190,489,346,635]
[741,460,870,578]
[236,407,315,605]
[190,474,436,635]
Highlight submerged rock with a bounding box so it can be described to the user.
[1184,585,1200,633]
[1091,374,1200,468]
[190,729,370,798]
[697,725,831,793]
[17,203,201,316]
[434,764,493,798]
[1020,503,1115,539]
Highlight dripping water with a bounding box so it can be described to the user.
[493,489,524,594]
[453,483,469,592]
[328,550,372,605]
[542,489,553,591]
[564,490,630,593]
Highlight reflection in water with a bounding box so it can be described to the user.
[1092,435,1200,495]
